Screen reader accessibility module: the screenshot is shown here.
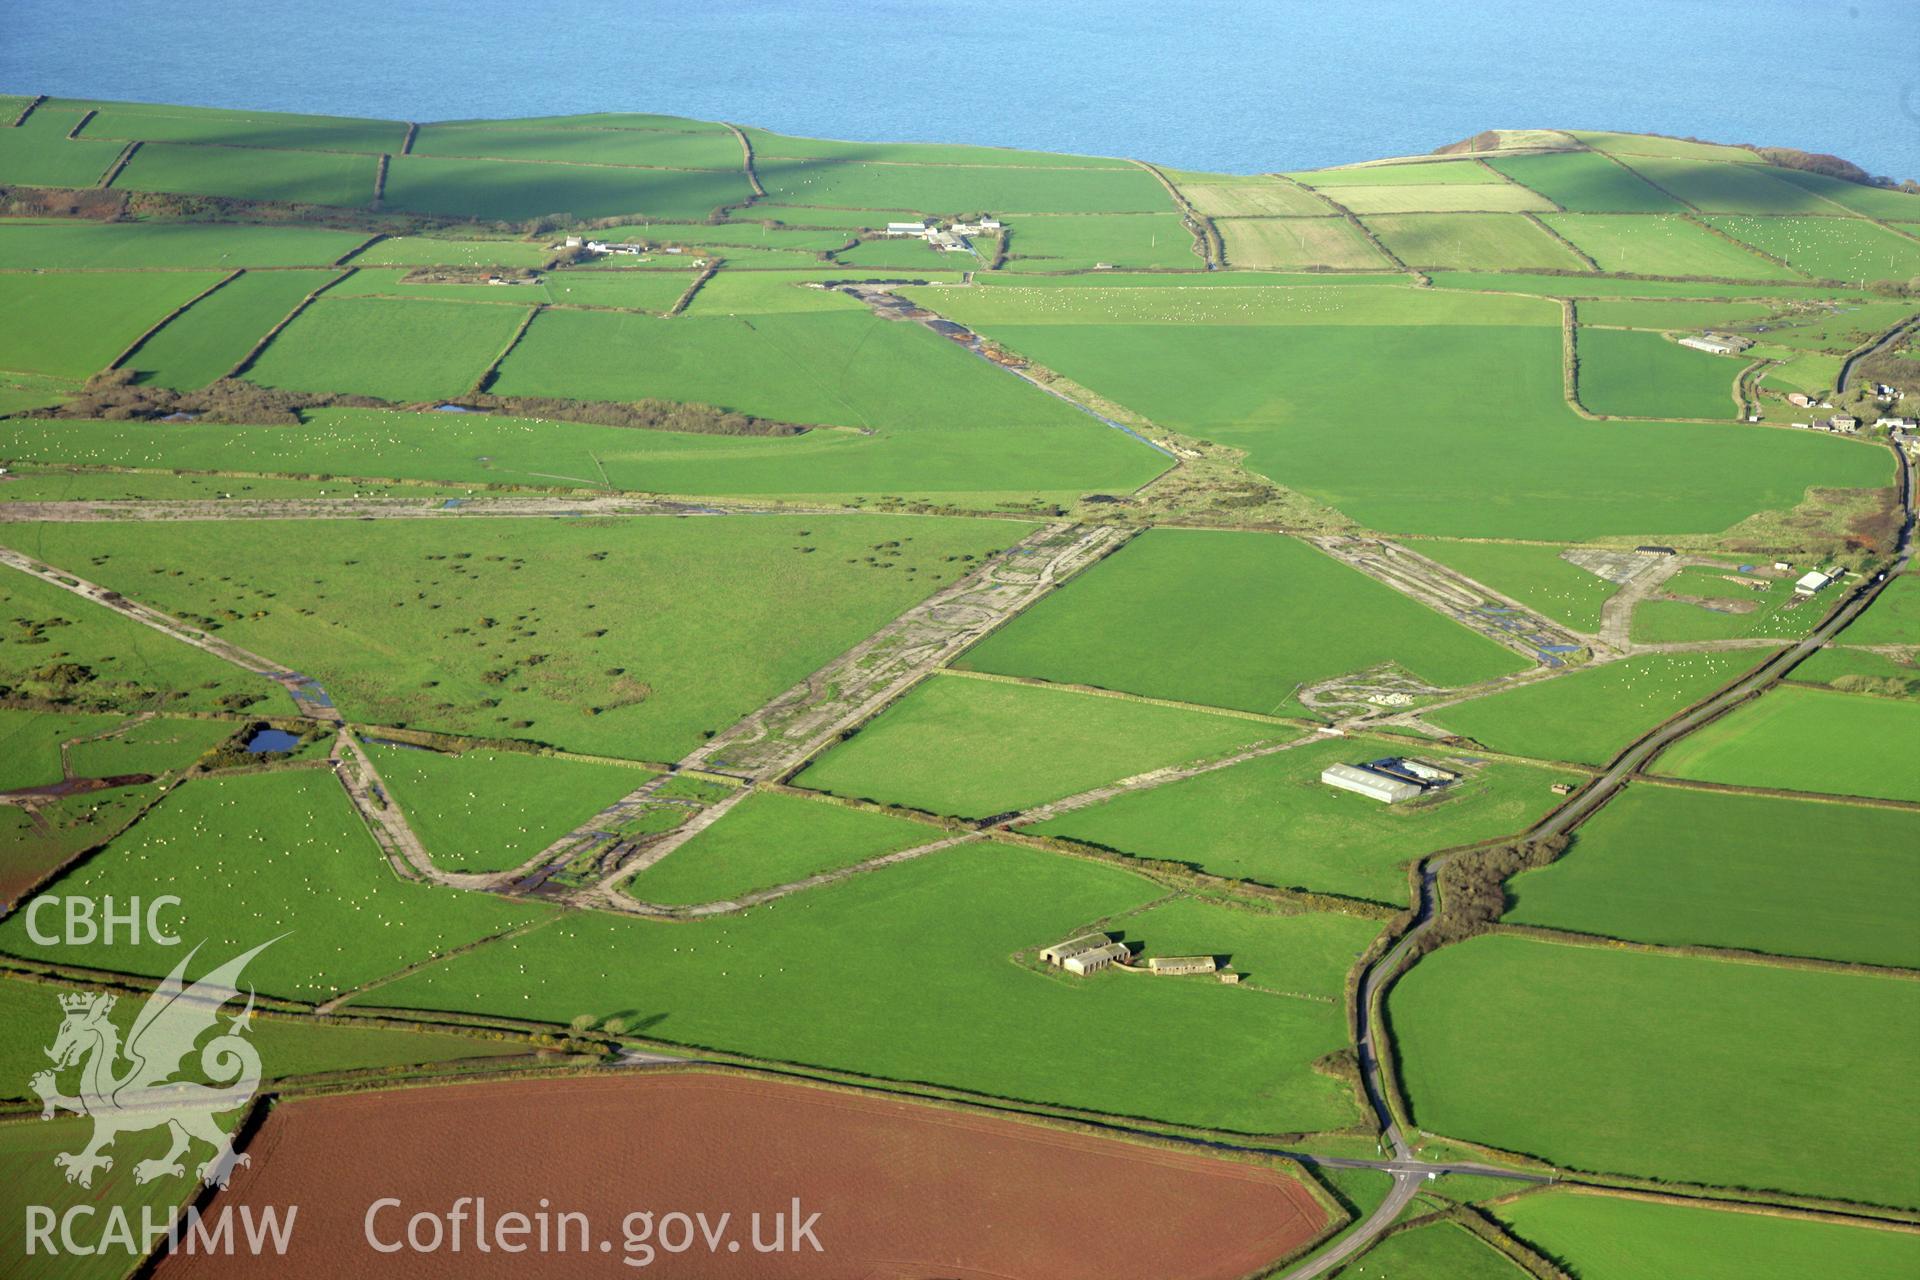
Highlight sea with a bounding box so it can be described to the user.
[3,0,1916,178]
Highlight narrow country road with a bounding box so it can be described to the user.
[1283,446,1914,1277]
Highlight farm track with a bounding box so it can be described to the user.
[0,544,339,719]
[446,524,1127,906]
[1309,534,1593,666]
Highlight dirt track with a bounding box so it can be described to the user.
[160,1071,1329,1279]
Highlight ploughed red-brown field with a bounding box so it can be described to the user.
[159,1070,1331,1279]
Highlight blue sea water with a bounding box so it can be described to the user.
[3,0,1914,177]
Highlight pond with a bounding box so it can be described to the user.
[243,727,302,754]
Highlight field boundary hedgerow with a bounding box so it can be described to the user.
[935,666,1311,728]
[1130,159,1217,267]
[97,140,138,189]
[666,260,718,315]
[725,122,765,196]
[1523,212,1599,270]
[469,301,544,394]
[1491,921,1920,981]
[9,94,44,126]
[222,266,352,377]
[105,267,243,370]
[1481,1181,1920,1232]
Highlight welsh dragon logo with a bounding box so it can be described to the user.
[31,940,275,1190]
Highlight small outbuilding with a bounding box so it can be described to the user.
[1146,956,1218,976]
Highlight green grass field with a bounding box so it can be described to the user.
[383,154,751,222]
[1842,572,1920,645]
[1542,214,1792,278]
[1174,178,1333,217]
[1298,160,1498,187]
[1705,216,1920,284]
[957,529,1530,714]
[1389,933,1920,1206]
[1029,735,1577,905]
[0,782,160,910]
[0,770,550,1001]
[371,743,650,873]
[1330,184,1552,214]
[1570,132,1756,163]
[65,715,234,779]
[757,158,1174,213]
[1576,327,1739,418]
[795,674,1280,819]
[1002,211,1198,271]
[491,305,1101,433]
[363,841,1363,1134]
[0,221,368,269]
[126,268,338,388]
[0,401,1164,511]
[1614,157,1838,214]
[623,790,938,905]
[113,140,379,207]
[1789,645,1920,699]
[1217,217,1390,269]
[0,709,123,790]
[245,294,531,400]
[1506,784,1920,967]
[0,1115,198,1280]
[0,976,522,1099]
[1427,271,1859,299]
[1630,566,1820,645]
[739,127,1129,169]
[1114,895,1378,992]
[64,98,406,153]
[346,235,555,268]
[409,121,743,169]
[329,265,695,311]
[1362,213,1587,270]
[1408,541,1618,631]
[1495,1189,1920,1280]
[1573,297,1781,330]
[19,516,1029,761]
[917,282,1887,539]
[1485,151,1685,213]
[0,107,125,187]
[0,566,282,714]
[0,270,228,378]
[1763,168,1920,220]
[1428,651,1763,765]
[1348,1220,1528,1277]
[1653,685,1920,802]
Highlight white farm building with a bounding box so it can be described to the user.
[1321,763,1422,805]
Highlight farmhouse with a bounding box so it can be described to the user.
[1041,932,1131,974]
[1146,956,1218,976]
[1828,416,1860,434]
[1321,762,1421,805]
